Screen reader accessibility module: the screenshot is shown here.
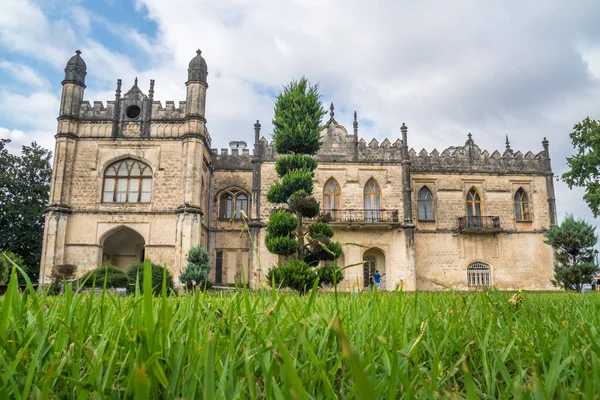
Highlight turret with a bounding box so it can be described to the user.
[59,50,86,119]
[185,49,208,119]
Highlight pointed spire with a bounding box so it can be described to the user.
[466,132,474,145]
[327,102,337,124]
[505,134,513,154]
[353,111,358,136]
[134,77,138,87]
[115,79,122,98]
[254,119,261,144]
[148,79,155,98]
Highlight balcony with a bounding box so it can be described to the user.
[458,216,501,233]
[313,209,400,229]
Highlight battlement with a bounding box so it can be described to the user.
[211,147,253,170]
[79,101,115,120]
[151,101,187,120]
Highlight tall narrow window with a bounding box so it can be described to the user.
[417,187,434,221]
[219,189,248,219]
[323,178,341,221]
[466,188,482,228]
[514,188,530,221]
[103,159,152,203]
[364,179,381,222]
[467,262,491,288]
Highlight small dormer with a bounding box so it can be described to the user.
[115,78,154,137]
[121,78,147,122]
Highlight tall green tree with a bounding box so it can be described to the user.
[544,215,598,291]
[265,78,343,291]
[563,117,600,216]
[0,139,52,282]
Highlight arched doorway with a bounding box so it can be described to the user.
[101,227,145,270]
[362,248,385,288]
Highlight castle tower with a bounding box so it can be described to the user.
[40,50,87,282]
[176,50,210,272]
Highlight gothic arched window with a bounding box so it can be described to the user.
[467,262,491,288]
[103,159,152,203]
[323,178,341,220]
[514,188,531,221]
[417,187,434,221]
[220,189,248,219]
[466,187,482,227]
[364,179,381,222]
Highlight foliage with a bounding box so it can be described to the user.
[4,270,600,397]
[266,258,317,294]
[316,262,344,285]
[265,235,298,256]
[80,262,128,289]
[288,191,320,218]
[127,260,174,295]
[0,251,24,284]
[563,117,600,216]
[47,264,78,295]
[180,245,212,290]
[0,139,52,282]
[275,154,318,177]
[272,77,326,155]
[544,215,599,291]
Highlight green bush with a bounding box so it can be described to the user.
[0,251,24,284]
[127,260,174,295]
[265,234,298,256]
[309,221,334,239]
[80,262,128,289]
[317,263,344,285]
[289,191,320,218]
[266,209,298,236]
[180,245,212,290]
[275,154,318,177]
[267,258,317,294]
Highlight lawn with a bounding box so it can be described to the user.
[1,265,599,399]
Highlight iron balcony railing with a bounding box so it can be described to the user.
[458,216,501,233]
[319,209,400,223]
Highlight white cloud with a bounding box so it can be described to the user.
[0,61,51,90]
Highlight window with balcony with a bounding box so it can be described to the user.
[102,159,152,203]
[323,178,341,221]
[364,179,381,222]
[466,187,482,228]
[514,188,531,221]
[417,187,434,221]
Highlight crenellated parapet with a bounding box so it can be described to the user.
[211,147,253,170]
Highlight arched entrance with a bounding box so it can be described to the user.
[101,227,145,270]
[362,248,385,288]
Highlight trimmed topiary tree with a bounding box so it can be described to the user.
[127,260,174,295]
[80,261,128,289]
[180,245,212,290]
[265,78,344,291]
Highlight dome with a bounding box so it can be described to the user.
[63,50,87,86]
[188,49,208,83]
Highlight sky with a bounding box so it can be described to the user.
[1,0,600,228]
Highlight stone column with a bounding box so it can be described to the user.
[400,123,417,290]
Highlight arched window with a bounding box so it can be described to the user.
[364,179,381,222]
[514,188,530,221]
[323,178,341,221]
[103,159,152,203]
[417,187,434,221]
[467,262,491,288]
[466,187,482,227]
[220,189,248,219]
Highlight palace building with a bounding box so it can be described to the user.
[39,50,558,290]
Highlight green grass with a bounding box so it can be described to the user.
[1,263,600,399]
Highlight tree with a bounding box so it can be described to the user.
[563,117,600,217]
[544,215,598,291]
[265,78,343,292]
[179,245,212,290]
[0,139,52,282]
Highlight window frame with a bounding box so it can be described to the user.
[364,178,382,222]
[417,186,435,221]
[514,188,531,221]
[323,178,342,221]
[467,262,491,288]
[219,189,249,220]
[102,159,152,204]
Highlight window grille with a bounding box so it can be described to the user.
[467,262,491,288]
[417,187,434,221]
[103,159,152,203]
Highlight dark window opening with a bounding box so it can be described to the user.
[126,105,141,119]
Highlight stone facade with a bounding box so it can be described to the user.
[39,51,557,291]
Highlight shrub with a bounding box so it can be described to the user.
[80,262,128,289]
[309,221,334,240]
[180,245,212,290]
[267,258,317,294]
[317,263,344,285]
[289,191,320,218]
[0,251,24,284]
[47,264,78,295]
[127,260,174,295]
[275,154,318,177]
[265,235,298,256]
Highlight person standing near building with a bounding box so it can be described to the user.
[373,270,381,290]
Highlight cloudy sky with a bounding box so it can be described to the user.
[1,0,600,227]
